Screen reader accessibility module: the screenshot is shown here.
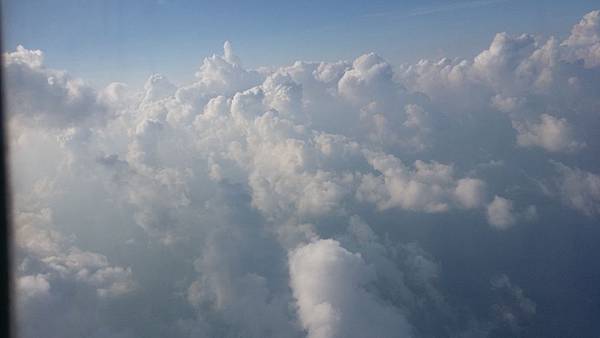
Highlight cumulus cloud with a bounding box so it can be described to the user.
[4,45,109,127]
[562,10,600,68]
[338,52,397,105]
[15,208,135,296]
[5,10,600,338]
[553,163,600,216]
[191,41,263,96]
[141,74,177,103]
[17,274,50,301]
[454,178,487,209]
[289,239,412,338]
[357,151,486,212]
[14,208,135,338]
[513,113,583,152]
[486,196,537,230]
[486,196,517,229]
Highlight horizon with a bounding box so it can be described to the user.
[3,0,598,87]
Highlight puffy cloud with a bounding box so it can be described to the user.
[338,52,397,105]
[553,163,600,216]
[338,216,458,337]
[98,82,135,110]
[261,72,303,118]
[485,196,536,230]
[230,86,266,120]
[17,274,50,301]
[183,192,300,338]
[192,41,263,96]
[357,151,486,212]
[399,11,600,120]
[4,45,45,67]
[3,45,109,127]
[289,239,412,338]
[15,208,135,299]
[14,207,135,338]
[562,10,600,68]
[362,103,433,151]
[486,196,516,229]
[6,10,600,338]
[513,113,583,152]
[141,74,177,103]
[473,33,539,90]
[490,94,524,113]
[454,178,487,209]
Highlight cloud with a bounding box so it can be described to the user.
[454,178,487,209]
[490,274,536,334]
[408,0,507,17]
[513,113,583,152]
[338,52,396,105]
[141,74,177,103]
[562,10,600,68]
[191,41,263,96]
[486,196,537,229]
[14,208,135,338]
[366,0,508,19]
[289,239,412,338]
[357,151,486,212]
[17,274,50,301]
[5,10,600,338]
[486,196,517,229]
[15,209,135,298]
[553,162,600,216]
[4,45,109,128]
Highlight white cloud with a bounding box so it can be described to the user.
[3,46,108,127]
[5,45,44,67]
[454,178,487,209]
[486,196,516,229]
[289,239,412,338]
[192,41,263,96]
[562,10,600,68]
[358,151,486,212]
[5,10,600,338]
[473,33,538,89]
[17,274,51,301]
[13,207,135,338]
[15,208,135,299]
[514,113,583,152]
[338,52,396,105]
[141,74,177,103]
[553,163,600,216]
[490,94,523,113]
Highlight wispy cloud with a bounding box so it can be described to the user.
[365,0,509,19]
[409,0,508,17]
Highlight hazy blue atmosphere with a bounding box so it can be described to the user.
[3,1,600,337]
[4,0,600,86]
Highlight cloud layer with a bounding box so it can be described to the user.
[5,10,600,338]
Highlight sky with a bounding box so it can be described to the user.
[3,0,600,87]
[4,1,600,338]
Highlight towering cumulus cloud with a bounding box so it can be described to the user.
[289,239,412,338]
[5,10,600,338]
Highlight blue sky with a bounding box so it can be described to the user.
[3,0,599,87]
